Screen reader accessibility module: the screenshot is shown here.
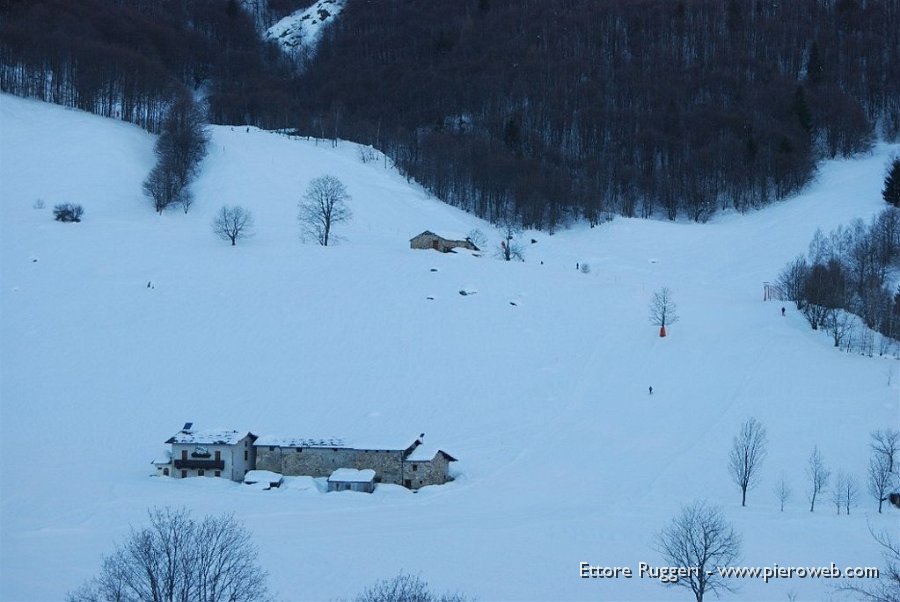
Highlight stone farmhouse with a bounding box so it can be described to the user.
[154,424,257,482]
[254,433,457,490]
[154,425,456,490]
[409,230,479,253]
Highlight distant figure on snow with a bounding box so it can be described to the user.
[649,386,653,395]
[781,306,786,317]
[576,262,580,270]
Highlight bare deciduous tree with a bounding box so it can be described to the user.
[843,473,859,515]
[298,175,352,246]
[832,471,848,514]
[729,417,768,507]
[497,215,525,261]
[67,507,269,602]
[355,572,471,602]
[655,500,741,602]
[806,446,830,512]
[869,452,895,513]
[213,205,254,246]
[824,309,855,348]
[649,287,679,335]
[142,96,209,215]
[779,255,810,309]
[774,473,791,512]
[143,164,178,214]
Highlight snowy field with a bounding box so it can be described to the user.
[1,94,898,601]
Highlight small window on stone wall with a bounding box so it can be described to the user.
[198,469,205,476]
[215,471,221,477]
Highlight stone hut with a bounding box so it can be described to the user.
[402,445,457,489]
[410,231,479,253]
[328,468,376,493]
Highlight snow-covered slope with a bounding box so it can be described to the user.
[1,94,898,601]
[266,0,344,57]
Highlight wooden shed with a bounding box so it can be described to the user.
[410,231,479,253]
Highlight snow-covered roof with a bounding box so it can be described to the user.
[328,468,376,483]
[165,429,254,445]
[254,436,347,448]
[406,445,457,462]
[244,470,284,485]
[411,230,471,242]
[151,450,172,465]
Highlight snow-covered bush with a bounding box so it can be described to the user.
[53,203,83,222]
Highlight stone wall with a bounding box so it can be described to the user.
[255,446,406,484]
[402,453,452,489]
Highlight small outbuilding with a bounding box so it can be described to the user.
[403,443,457,490]
[151,450,172,477]
[327,468,376,493]
[243,470,284,490]
[410,231,479,253]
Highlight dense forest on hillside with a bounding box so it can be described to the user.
[2,0,899,227]
[0,0,301,132]
[298,0,900,227]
